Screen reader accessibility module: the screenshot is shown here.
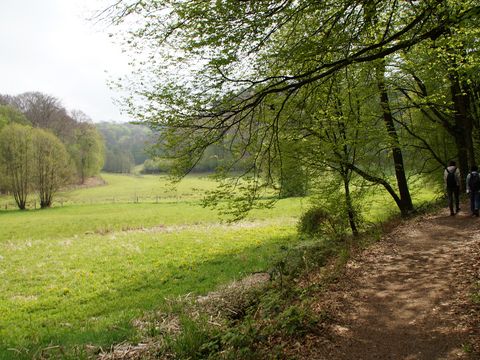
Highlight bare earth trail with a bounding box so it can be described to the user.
[298,206,480,359]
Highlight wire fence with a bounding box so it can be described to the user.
[0,193,204,210]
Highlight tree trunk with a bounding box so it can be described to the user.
[376,61,414,216]
[450,73,474,189]
[342,172,358,236]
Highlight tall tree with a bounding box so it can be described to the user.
[32,129,73,208]
[0,124,33,209]
[12,92,62,129]
[71,123,105,183]
[6,92,79,142]
[386,4,480,186]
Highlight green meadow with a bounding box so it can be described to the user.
[0,173,437,358]
[0,174,305,359]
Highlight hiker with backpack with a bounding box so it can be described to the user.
[466,165,480,217]
[444,160,461,216]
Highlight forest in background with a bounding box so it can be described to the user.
[96,122,251,175]
[96,122,152,173]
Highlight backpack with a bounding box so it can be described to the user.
[469,172,480,192]
[446,168,457,189]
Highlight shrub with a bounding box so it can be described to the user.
[276,305,318,337]
[141,158,173,174]
[297,207,331,236]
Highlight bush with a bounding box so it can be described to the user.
[276,305,318,337]
[298,189,364,239]
[270,239,340,284]
[141,158,173,174]
[297,207,331,236]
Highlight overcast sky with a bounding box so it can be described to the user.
[0,0,132,122]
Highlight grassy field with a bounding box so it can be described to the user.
[0,173,306,359]
[0,173,438,358]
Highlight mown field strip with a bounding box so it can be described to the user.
[0,199,305,242]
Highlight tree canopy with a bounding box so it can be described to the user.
[103,0,480,222]
[0,104,30,129]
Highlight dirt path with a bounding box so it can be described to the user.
[300,206,480,359]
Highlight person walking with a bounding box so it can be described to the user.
[444,160,461,216]
[466,165,480,217]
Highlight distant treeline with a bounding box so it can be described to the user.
[96,122,254,176]
[96,122,153,173]
[141,144,249,174]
